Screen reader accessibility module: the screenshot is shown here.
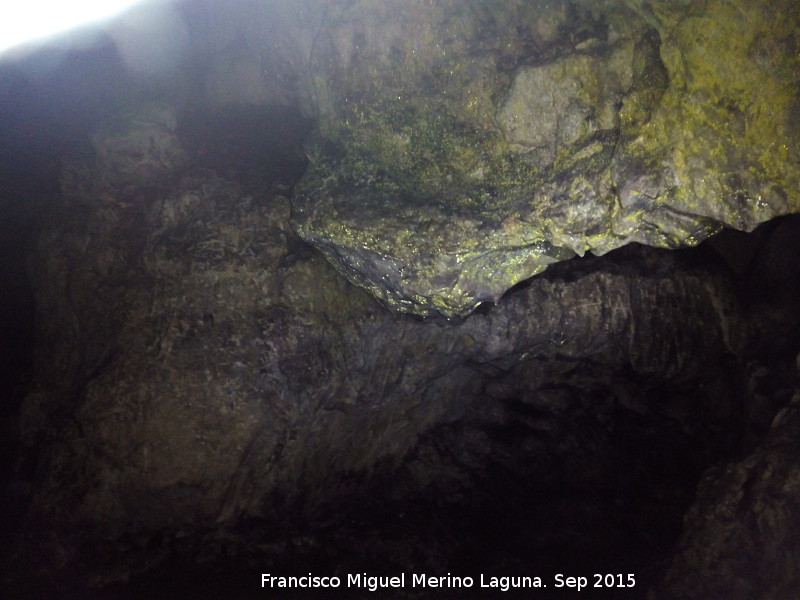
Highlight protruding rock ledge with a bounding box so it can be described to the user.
[292,0,800,316]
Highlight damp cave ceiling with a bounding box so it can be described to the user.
[2,0,799,318]
[2,4,800,598]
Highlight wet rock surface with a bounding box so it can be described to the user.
[291,0,800,316]
[0,2,799,599]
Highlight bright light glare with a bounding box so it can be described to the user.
[0,1,145,54]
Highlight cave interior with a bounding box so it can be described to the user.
[1,1,799,599]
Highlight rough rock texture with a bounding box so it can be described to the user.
[3,96,799,597]
[291,0,800,316]
[89,102,186,189]
[649,214,800,600]
[652,382,800,600]
[2,1,800,599]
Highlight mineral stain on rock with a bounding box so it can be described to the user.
[293,0,799,317]
[0,1,799,599]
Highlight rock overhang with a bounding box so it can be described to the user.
[290,0,800,317]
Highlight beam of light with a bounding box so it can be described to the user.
[0,1,146,55]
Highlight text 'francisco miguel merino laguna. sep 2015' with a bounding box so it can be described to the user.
[261,572,638,592]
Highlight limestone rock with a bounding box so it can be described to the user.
[3,2,800,596]
[652,378,800,600]
[89,102,186,189]
[292,0,800,316]
[11,147,754,590]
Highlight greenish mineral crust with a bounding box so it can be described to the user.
[292,0,800,317]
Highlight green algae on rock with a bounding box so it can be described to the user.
[292,0,800,316]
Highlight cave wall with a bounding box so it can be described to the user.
[6,146,800,598]
[1,1,799,599]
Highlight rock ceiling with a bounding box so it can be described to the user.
[286,0,800,316]
[1,1,799,598]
